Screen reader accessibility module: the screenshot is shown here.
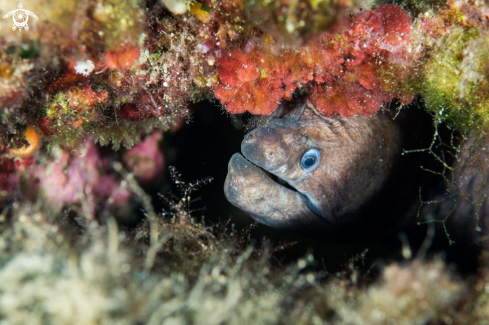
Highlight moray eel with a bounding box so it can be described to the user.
[223,96,489,267]
[224,97,405,237]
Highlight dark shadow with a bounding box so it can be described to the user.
[155,99,480,275]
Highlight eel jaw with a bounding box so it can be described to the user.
[224,153,324,231]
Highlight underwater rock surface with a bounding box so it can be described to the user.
[0,0,488,324]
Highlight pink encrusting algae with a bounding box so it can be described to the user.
[22,142,132,219]
[214,5,415,116]
[123,131,165,185]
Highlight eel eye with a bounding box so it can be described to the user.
[300,148,320,172]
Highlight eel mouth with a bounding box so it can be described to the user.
[238,153,298,193]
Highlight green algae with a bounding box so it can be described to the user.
[92,115,181,150]
[420,27,489,133]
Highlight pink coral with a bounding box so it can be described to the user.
[123,131,165,185]
[376,5,412,47]
[23,142,131,219]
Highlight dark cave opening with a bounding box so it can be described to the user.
[140,98,482,276]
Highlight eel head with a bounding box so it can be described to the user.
[224,98,402,235]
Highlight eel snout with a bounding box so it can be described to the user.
[224,153,329,231]
[224,153,270,212]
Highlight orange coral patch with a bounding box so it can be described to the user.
[73,119,84,128]
[309,82,394,117]
[354,59,382,90]
[10,125,40,157]
[215,5,413,117]
[105,46,141,70]
[217,51,260,86]
[215,77,284,115]
[68,85,108,111]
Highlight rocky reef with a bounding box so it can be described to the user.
[1,0,488,192]
[0,0,489,323]
[2,176,489,325]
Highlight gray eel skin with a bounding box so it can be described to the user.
[224,97,404,236]
[224,95,489,257]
